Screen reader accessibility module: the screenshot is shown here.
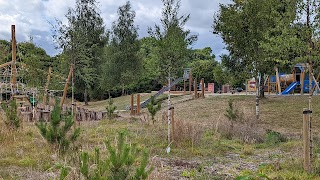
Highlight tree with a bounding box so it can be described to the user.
[102,1,141,95]
[53,0,107,105]
[213,0,299,98]
[188,47,218,83]
[1,99,20,130]
[36,100,80,154]
[146,96,161,124]
[148,0,197,83]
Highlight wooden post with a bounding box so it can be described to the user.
[201,78,205,98]
[130,94,134,115]
[60,64,74,107]
[303,108,311,173]
[275,67,281,94]
[301,72,305,95]
[171,107,175,143]
[194,79,197,99]
[184,79,186,95]
[268,76,271,95]
[189,70,192,95]
[11,25,17,95]
[137,94,140,115]
[43,67,52,105]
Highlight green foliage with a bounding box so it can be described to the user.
[146,96,161,124]
[1,99,21,130]
[36,100,80,154]
[148,0,197,83]
[101,1,141,94]
[224,99,239,122]
[78,131,153,179]
[265,129,287,145]
[106,97,117,119]
[53,0,107,104]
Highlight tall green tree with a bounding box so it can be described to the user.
[53,0,107,105]
[102,1,141,95]
[213,0,300,97]
[148,0,197,84]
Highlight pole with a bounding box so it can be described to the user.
[167,71,171,151]
[137,94,140,115]
[60,64,74,107]
[171,107,175,144]
[194,78,197,99]
[43,67,52,105]
[130,94,134,115]
[201,78,205,98]
[303,108,311,173]
[11,25,17,95]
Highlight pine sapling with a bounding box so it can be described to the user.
[146,96,161,124]
[1,99,21,130]
[36,100,80,154]
[106,96,117,119]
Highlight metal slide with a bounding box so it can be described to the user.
[139,77,184,108]
[281,81,298,95]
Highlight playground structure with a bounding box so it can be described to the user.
[129,68,207,113]
[260,63,320,95]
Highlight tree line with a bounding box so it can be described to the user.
[1,0,316,103]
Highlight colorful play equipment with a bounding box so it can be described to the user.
[264,63,318,95]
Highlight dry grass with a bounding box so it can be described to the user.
[2,94,320,178]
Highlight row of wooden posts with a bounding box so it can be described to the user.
[17,104,106,122]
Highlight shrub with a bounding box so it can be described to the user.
[106,97,117,119]
[79,131,153,179]
[36,100,80,154]
[265,129,287,145]
[1,99,21,130]
[146,96,161,124]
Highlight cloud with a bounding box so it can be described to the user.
[0,0,230,59]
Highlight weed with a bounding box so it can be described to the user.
[173,119,203,150]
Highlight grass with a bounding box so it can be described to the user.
[1,94,320,178]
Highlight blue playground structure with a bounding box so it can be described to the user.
[266,63,319,95]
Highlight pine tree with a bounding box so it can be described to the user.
[78,131,153,179]
[36,100,80,154]
[1,99,21,130]
[146,96,161,124]
[53,0,107,105]
[106,96,117,119]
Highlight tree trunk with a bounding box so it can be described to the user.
[255,77,260,121]
[260,74,265,98]
[84,89,88,106]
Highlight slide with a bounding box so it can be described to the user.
[282,81,298,95]
[139,77,184,108]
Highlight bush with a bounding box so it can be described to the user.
[36,100,80,154]
[146,96,161,124]
[78,131,153,179]
[106,97,117,119]
[265,129,287,145]
[1,99,21,130]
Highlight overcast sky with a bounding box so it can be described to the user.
[0,0,231,59]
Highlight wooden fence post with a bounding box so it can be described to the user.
[131,94,134,115]
[201,78,205,98]
[303,108,312,173]
[194,79,197,99]
[171,107,175,142]
[137,94,140,115]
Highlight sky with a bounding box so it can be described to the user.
[0,0,231,59]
